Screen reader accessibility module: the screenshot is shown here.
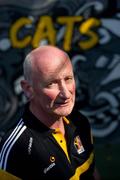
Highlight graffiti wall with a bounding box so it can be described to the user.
[0,0,120,145]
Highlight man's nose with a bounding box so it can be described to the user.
[59,82,70,99]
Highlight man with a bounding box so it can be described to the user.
[0,45,98,179]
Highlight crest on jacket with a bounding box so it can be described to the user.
[74,135,85,154]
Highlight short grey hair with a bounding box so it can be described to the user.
[23,53,33,85]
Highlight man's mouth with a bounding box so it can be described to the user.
[55,100,71,106]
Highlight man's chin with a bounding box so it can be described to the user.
[54,108,73,117]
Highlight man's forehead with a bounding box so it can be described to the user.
[34,51,70,72]
[39,57,72,79]
[30,46,73,79]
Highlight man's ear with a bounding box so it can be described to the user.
[21,80,33,99]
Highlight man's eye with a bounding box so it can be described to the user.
[47,83,53,87]
[47,82,57,88]
[65,76,73,82]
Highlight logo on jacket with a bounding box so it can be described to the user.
[43,156,56,174]
[74,136,85,154]
[28,137,33,155]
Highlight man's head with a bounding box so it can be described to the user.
[21,45,76,118]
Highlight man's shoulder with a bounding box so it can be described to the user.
[0,119,26,149]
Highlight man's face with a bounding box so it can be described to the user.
[31,56,76,118]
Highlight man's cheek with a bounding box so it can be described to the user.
[72,83,76,94]
[44,90,58,100]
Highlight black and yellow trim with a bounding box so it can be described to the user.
[70,152,94,179]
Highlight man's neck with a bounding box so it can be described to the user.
[29,103,65,135]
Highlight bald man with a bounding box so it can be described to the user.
[0,46,97,179]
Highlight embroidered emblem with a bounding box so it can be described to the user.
[50,156,55,162]
[43,156,56,174]
[74,135,85,154]
[43,162,55,174]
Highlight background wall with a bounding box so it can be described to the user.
[0,0,120,179]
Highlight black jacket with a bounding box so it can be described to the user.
[0,105,95,180]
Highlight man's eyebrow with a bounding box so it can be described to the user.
[44,76,58,84]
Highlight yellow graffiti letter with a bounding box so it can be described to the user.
[32,16,56,48]
[79,18,101,50]
[57,16,83,51]
[10,17,32,48]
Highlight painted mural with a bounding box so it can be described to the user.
[0,0,120,143]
